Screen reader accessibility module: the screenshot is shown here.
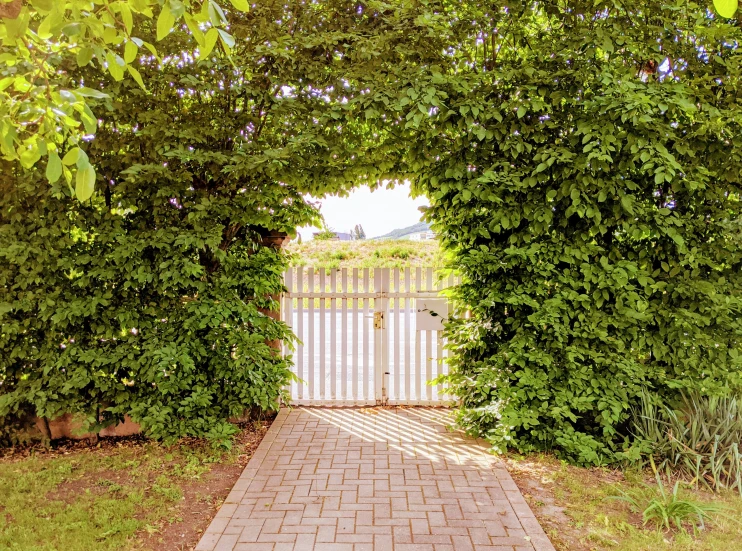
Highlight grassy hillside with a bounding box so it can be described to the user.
[373,221,430,240]
[286,239,443,270]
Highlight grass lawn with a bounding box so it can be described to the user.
[505,453,742,551]
[0,420,270,551]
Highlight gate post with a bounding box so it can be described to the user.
[374,268,390,404]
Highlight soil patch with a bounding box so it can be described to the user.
[143,422,269,551]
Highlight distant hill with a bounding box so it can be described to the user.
[373,221,430,240]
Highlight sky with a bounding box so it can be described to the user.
[296,182,429,240]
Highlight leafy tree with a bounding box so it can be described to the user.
[0,1,418,442]
[405,1,742,463]
[0,0,249,196]
[353,224,367,240]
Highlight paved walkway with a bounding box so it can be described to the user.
[196,408,555,551]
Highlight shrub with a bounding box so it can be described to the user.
[314,227,339,241]
[0,166,299,443]
[374,245,413,260]
[411,1,742,463]
[0,17,324,442]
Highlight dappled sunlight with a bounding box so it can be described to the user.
[302,407,494,467]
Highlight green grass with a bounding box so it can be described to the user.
[287,239,443,270]
[507,453,742,551]
[0,430,263,551]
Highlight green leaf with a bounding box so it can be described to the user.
[19,146,41,169]
[156,4,175,41]
[119,3,134,33]
[75,149,89,169]
[124,41,139,64]
[106,52,126,81]
[62,148,80,166]
[46,151,62,183]
[229,0,251,11]
[76,47,95,67]
[81,105,97,134]
[75,164,96,201]
[217,29,235,50]
[517,106,527,119]
[199,28,219,60]
[30,0,54,11]
[127,66,147,90]
[184,13,205,46]
[621,195,634,214]
[714,0,738,18]
[76,87,108,99]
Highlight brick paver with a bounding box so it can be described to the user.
[196,408,556,551]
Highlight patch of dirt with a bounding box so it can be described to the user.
[141,420,271,551]
[0,432,152,461]
[503,455,582,551]
[503,454,633,551]
[46,469,136,504]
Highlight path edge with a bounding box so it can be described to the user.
[194,407,290,551]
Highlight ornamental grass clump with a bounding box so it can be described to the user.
[631,392,742,495]
[610,458,728,533]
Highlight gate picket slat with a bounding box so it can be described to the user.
[404,267,411,401]
[393,268,400,401]
[308,268,315,400]
[285,268,294,398]
[330,269,337,400]
[352,268,359,401]
[296,266,304,400]
[341,268,348,399]
[426,267,433,401]
[415,267,422,401]
[435,324,443,401]
[319,268,326,400]
[363,268,370,401]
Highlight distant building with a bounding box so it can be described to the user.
[313,231,354,241]
[407,231,436,241]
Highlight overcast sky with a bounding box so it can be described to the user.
[297,182,429,240]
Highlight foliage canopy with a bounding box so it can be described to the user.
[0,1,412,442]
[404,1,742,463]
[0,0,249,196]
[2,0,742,462]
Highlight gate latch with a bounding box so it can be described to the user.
[373,311,384,329]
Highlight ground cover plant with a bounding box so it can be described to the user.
[631,392,742,494]
[0,420,269,551]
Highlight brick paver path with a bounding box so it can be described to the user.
[196,407,555,551]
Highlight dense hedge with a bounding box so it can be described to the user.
[0,2,437,444]
[1,171,294,443]
[0,18,319,444]
[408,1,742,463]
[0,98,305,445]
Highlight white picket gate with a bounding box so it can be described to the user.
[281,267,458,406]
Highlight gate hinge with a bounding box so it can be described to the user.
[373,311,384,329]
